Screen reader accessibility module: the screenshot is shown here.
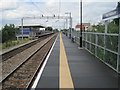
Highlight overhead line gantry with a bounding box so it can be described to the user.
[21,15,72,40]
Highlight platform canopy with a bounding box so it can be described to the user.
[19,25,45,28]
[102,8,120,20]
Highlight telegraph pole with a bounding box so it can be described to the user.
[80,0,82,47]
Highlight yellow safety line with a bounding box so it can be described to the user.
[59,33,74,89]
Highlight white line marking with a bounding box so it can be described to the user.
[31,35,58,89]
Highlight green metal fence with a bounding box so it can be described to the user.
[72,31,120,73]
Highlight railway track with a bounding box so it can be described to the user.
[1,34,58,89]
[1,33,53,62]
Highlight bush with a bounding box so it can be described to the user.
[2,38,30,49]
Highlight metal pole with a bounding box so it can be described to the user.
[21,18,23,40]
[66,19,67,29]
[66,19,68,36]
[80,0,82,47]
[95,34,98,56]
[65,12,72,38]
[116,7,120,72]
[64,19,65,29]
[90,34,92,51]
[71,17,72,37]
[117,16,120,72]
[70,12,72,38]
[68,12,71,38]
[104,20,108,61]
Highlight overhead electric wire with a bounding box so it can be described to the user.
[30,0,63,30]
[44,6,55,15]
[31,1,45,15]
[31,0,56,16]
[59,0,61,16]
[58,0,61,30]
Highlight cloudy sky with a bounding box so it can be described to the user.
[0,0,120,29]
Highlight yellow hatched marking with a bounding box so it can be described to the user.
[59,33,74,89]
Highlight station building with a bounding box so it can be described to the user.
[16,25,45,40]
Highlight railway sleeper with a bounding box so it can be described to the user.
[12,73,33,78]
[16,71,35,73]
[3,81,28,87]
[3,83,27,89]
[18,67,36,70]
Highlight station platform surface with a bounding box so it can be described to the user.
[33,33,119,89]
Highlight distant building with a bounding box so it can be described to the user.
[17,25,45,40]
[75,24,85,31]
[91,26,97,31]
[75,23,91,31]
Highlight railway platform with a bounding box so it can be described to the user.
[32,33,119,89]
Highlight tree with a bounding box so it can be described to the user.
[53,29,59,32]
[45,27,53,31]
[96,25,105,33]
[108,21,119,33]
[87,24,105,33]
[2,24,19,43]
[63,29,68,31]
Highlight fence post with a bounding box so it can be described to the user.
[77,31,79,45]
[95,34,98,56]
[90,33,92,52]
[75,31,76,43]
[82,33,84,47]
[104,21,108,61]
[86,33,87,49]
[76,31,79,44]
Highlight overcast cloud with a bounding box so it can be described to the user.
[0,0,120,29]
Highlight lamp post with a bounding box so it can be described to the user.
[65,12,72,38]
[80,0,82,47]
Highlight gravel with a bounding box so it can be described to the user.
[1,34,55,81]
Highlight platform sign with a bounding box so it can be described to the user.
[103,8,120,19]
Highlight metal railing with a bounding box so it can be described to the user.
[72,31,120,73]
